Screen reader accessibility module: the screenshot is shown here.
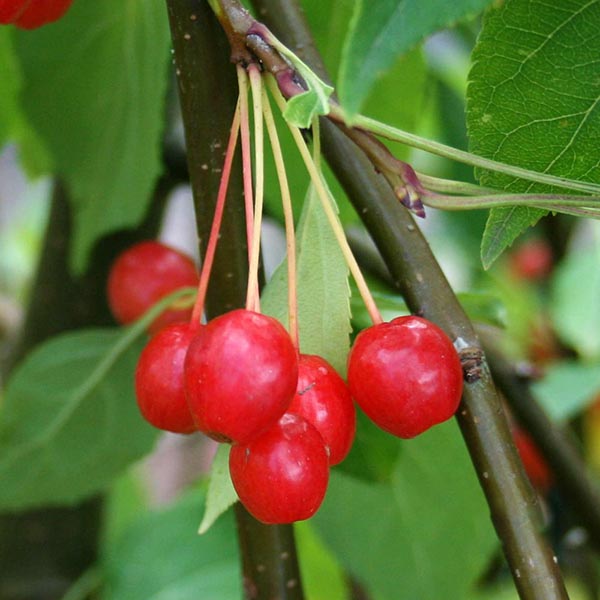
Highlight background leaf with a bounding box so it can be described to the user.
[0,328,155,510]
[261,185,351,375]
[339,0,492,119]
[533,361,600,422]
[14,0,171,273]
[550,232,600,360]
[198,444,237,534]
[313,421,496,600]
[103,489,240,600]
[0,29,49,175]
[467,0,600,266]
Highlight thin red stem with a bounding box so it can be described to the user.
[190,100,241,326]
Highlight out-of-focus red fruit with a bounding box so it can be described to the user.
[513,428,553,493]
[107,241,199,334]
[509,238,553,282]
[0,0,75,29]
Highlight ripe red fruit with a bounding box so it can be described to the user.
[229,413,329,524]
[184,309,298,444]
[134,322,197,434]
[287,354,355,465]
[107,241,198,334]
[513,428,553,493]
[347,316,463,439]
[1,0,74,29]
[509,238,553,281]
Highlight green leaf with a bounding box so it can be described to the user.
[339,0,492,119]
[103,489,240,600]
[467,0,600,266]
[550,236,600,360]
[0,29,50,175]
[198,444,238,534]
[480,207,548,270]
[296,521,348,600]
[261,185,352,375]
[268,37,334,128]
[313,422,496,600]
[337,409,402,483]
[532,360,600,422]
[351,281,506,332]
[14,0,171,273]
[0,328,155,510]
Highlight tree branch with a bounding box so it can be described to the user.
[482,330,600,552]
[165,2,304,598]
[242,1,568,598]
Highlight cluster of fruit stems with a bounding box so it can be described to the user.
[209,0,600,221]
[190,62,383,339]
[165,1,574,599]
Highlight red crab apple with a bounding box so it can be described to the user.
[107,241,198,334]
[134,322,197,434]
[229,413,329,524]
[287,354,355,465]
[347,316,463,439]
[184,309,298,444]
[0,0,74,29]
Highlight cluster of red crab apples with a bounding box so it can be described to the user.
[107,241,464,524]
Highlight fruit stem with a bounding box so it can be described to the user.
[262,85,300,348]
[191,99,241,326]
[236,65,257,279]
[245,64,265,313]
[267,77,383,326]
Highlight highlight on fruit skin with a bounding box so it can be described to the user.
[347,315,464,439]
[1,0,75,29]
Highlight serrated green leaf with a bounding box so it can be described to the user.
[550,232,600,359]
[14,0,171,273]
[533,361,600,422]
[480,206,548,270]
[198,444,238,534]
[0,328,155,510]
[313,422,496,600]
[339,0,492,119]
[467,0,600,266]
[261,185,351,375]
[103,489,240,600]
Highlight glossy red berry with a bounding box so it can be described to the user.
[287,354,355,465]
[135,322,197,434]
[184,309,298,444]
[513,428,553,493]
[347,316,463,439]
[229,413,329,524]
[1,0,74,29]
[107,241,198,334]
